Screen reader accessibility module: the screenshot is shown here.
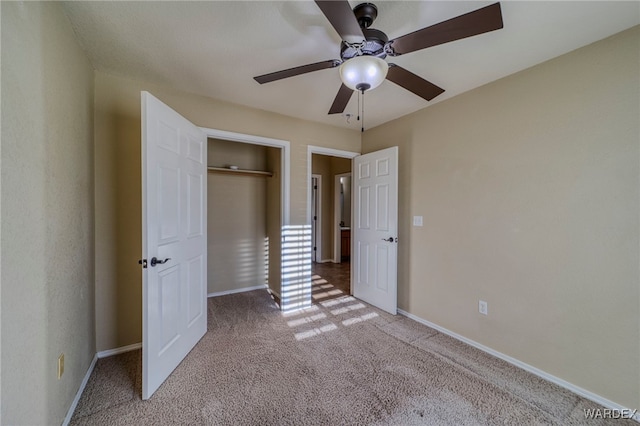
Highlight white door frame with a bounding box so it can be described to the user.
[200,128,290,303]
[334,172,352,263]
[307,146,359,276]
[311,174,322,263]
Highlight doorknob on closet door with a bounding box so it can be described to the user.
[150,257,171,267]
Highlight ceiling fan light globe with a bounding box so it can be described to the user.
[339,56,388,92]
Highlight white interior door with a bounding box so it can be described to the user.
[141,91,207,399]
[353,147,398,315]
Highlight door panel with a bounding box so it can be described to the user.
[358,186,370,229]
[142,92,207,399]
[353,147,398,315]
[357,241,370,285]
[187,173,203,237]
[158,166,180,242]
[376,246,389,291]
[376,184,389,230]
[158,264,180,352]
[187,255,204,326]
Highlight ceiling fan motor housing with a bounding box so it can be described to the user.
[340,27,388,61]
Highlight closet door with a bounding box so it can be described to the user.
[141,91,207,399]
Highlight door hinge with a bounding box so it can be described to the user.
[314,185,318,190]
[313,247,317,251]
[138,259,148,269]
[314,216,317,220]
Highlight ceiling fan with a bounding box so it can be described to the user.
[254,1,503,116]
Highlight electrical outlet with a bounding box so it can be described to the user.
[58,354,64,379]
[413,216,423,227]
[479,300,488,315]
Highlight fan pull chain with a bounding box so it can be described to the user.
[357,91,361,122]
[361,89,365,133]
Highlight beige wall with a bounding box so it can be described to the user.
[94,71,360,351]
[1,2,96,424]
[362,26,640,409]
[208,137,268,171]
[207,139,268,294]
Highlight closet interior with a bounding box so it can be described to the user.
[207,138,282,300]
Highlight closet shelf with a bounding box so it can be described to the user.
[207,166,273,177]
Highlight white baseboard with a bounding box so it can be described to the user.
[63,343,141,425]
[97,342,142,359]
[398,309,640,423]
[62,354,97,426]
[208,284,267,298]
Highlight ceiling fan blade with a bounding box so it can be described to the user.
[315,0,365,43]
[386,65,445,101]
[389,3,503,56]
[254,60,339,84]
[328,84,354,114]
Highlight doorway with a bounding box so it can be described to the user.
[206,138,281,300]
[308,146,358,304]
[200,128,290,306]
[311,175,322,263]
[334,172,351,263]
[310,153,354,263]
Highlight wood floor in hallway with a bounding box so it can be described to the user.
[311,261,350,304]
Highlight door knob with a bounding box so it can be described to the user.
[150,257,171,267]
[382,237,394,242]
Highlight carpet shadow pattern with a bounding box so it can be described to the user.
[71,290,631,425]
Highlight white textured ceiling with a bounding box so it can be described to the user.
[62,1,639,130]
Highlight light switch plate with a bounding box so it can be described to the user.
[413,216,423,227]
[479,300,488,315]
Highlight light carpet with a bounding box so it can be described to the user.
[70,290,630,425]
